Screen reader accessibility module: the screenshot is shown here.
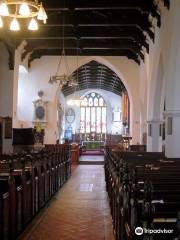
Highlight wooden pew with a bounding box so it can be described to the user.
[0,144,71,240]
[104,146,180,240]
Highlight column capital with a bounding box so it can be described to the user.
[163,110,180,117]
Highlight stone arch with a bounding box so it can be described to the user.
[54,56,135,137]
[55,56,133,107]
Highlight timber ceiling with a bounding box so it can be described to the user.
[62,60,125,96]
[0,0,170,66]
[0,0,170,95]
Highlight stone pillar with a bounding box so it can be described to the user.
[147,120,163,152]
[164,0,180,158]
[140,121,147,145]
[164,111,180,158]
[13,40,27,128]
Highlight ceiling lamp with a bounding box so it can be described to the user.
[49,49,75,87]
[10,18,20,31]
[19,2,30,16]
[28,17,38,30]
[49,5,74,87]
[0,2,9,16]
[0,0,47,31]
[37,3,47,23]
[0,16,3,27]
[66,45,81,107]
[68,78,78,87]
[67,96,81,107]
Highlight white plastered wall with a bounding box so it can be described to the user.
[0,42,13,153]
[141,0,180,156]
[13,55,141,144]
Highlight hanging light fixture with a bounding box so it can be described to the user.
[0,2,9,16]
[0,16,3,27]
[67,95,81,106]
[49,1,75,87]
[48,49,75,86]
[19,2,30,16]
[0,0,47,31]
[28,17,38,31]
[10,17,20,31]
[37,2,47,23]
[67,43,81,107]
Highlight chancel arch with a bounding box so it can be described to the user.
[55,57,139,143]
[59,60,132,144]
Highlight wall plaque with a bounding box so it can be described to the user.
[4,117,12,139]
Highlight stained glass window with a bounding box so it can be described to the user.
[80,92,106,133]
[94,97,98,106]
[81,97,88,106]
[96,107,101,133]
[86,107,90,133]
[80,107,85,132]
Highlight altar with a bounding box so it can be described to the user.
[82,141,104,151]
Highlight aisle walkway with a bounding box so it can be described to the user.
[79,155,104,164]
[19,165,114,240]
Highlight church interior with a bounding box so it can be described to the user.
[1,0,180,239]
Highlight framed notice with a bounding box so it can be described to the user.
[148,123,152,137]
[4,117,12,139]
[112,110,122,122]
[167,117,173,135]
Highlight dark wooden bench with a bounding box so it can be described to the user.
[0,144,71,240]
[104,146,180,240]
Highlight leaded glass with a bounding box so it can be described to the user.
[80,92,106,133]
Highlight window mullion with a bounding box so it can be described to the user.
[90,107,91,133]
[100,107,102,134]
[85,107,86,134]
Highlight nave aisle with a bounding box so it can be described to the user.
[19,165,114,240]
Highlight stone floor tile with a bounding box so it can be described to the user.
[18,165,115,240]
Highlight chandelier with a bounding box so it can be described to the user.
[48,49,78,87]
[67,48,81,106]
[67,96,81,106]
[48,5,76,88]
[0,0,47,31]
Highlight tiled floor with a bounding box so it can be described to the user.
[19,165,114,240]
[80,155,104,162]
